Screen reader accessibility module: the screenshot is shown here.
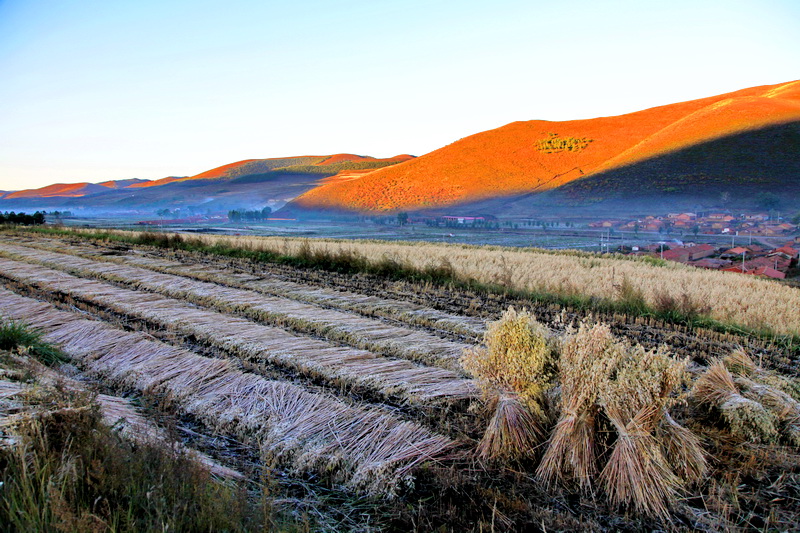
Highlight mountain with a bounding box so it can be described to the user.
[97,178,150,189]
[3,182,110,200]
[292,81,800,214]
[0,154,414,213]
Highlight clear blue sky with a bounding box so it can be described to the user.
[1,0,798,190]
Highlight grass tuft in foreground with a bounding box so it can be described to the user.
[0,387,295,532]
[0,320,67,366]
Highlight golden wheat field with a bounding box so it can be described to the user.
[1,228,799,531]
[32,227,800,337]
[186,231,800,336]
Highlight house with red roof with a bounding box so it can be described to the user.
[661,248,690,263]
[720,246,751,259]
[691,258,732,269]
[684,244,716,261]
[770,245,799,260]
[722,265,786,279]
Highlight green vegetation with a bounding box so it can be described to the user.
[535,133,593,153]
[0,211,45,225]
[228,206,272,222]
[756,191,781,210]
[0,320,67,366]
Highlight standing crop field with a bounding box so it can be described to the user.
[37,227,800,337]
[1,230,799,531]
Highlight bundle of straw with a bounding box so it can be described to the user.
[537,322,620,490]
[692,360,779,443]
[598,346,697,518]
[476,392,544,460]
[462,308,554,459]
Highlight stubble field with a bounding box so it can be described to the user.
[1,229,799,531]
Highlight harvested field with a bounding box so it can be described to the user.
[4,232,795,372]
[2,229,799,531]
[31,227,800,337]
[0,257,477,407]
[0,240,473,368]
[0,375,241,480]
[11,235,486,340]
[0,288,456,494]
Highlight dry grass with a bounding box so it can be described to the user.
[693,360,780,443]
[0,287,456,495]
[698,348,800,446]
[532,320,702,517]
[462,307,554,406]
[66,229,800,336]
[0,257,478,405]
[536,322,620,490]
[597,344,695,518]
[475,392,544,461]
[9,236,486,339]
[0,372,241,480]
[0,241,472,372]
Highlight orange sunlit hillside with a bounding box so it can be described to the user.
[294,81,800,212]
[317,154,414,166]
[126,177,181,188]
[2,153,416,201]
[4,182,108,199]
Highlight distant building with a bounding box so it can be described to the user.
[720,246,752,259]
[684,244,715,261]
[691,258,732,269]
[661,247,690,263]
[722,265,786,279]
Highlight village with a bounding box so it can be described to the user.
[591,211,800,280]
[589,211,797,237]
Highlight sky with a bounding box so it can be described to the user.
[1,0,799,191]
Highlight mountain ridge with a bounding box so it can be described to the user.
[292,80,800,213]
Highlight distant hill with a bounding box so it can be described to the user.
[97,178,150,189]
[292,81,800,213]
[0,154,414,213]
[4,182,110,200]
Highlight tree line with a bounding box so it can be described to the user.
[0,211,46,225]
[227,207,272,222]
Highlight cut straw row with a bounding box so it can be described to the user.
[5,236,486,339]
[0,375,242,479]
[0,241,471,371]
[0,287,456,494]
[0,257,478,404]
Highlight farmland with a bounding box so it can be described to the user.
[2,227,800,531]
